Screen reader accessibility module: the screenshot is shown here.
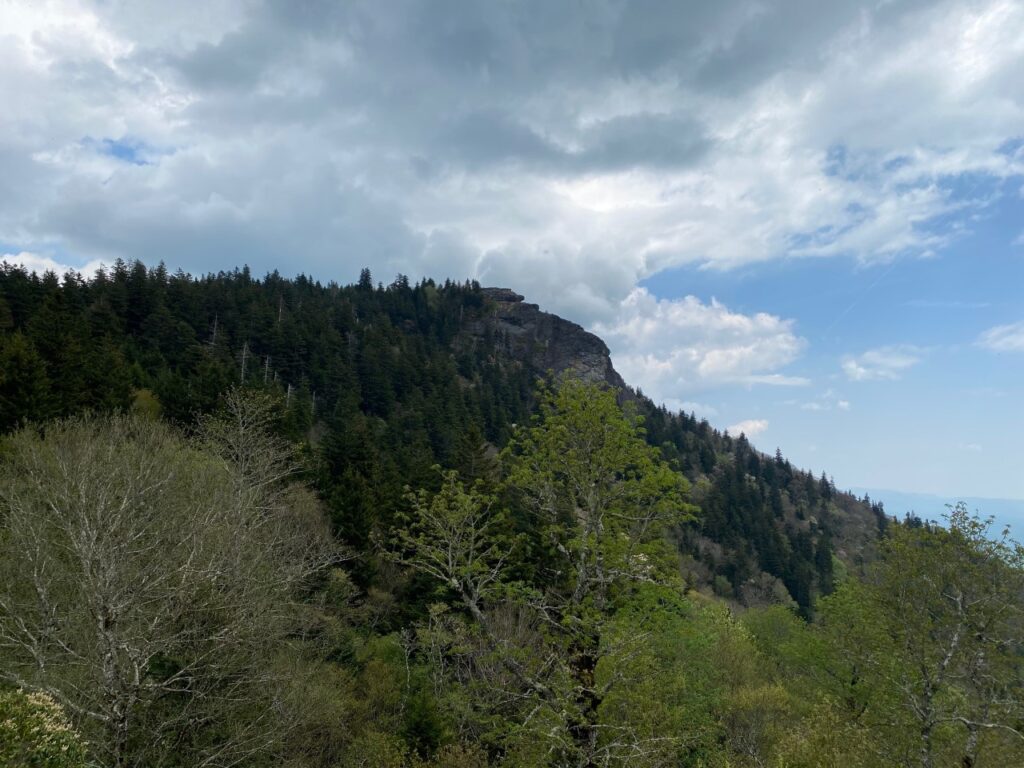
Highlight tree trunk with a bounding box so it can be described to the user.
[962,722,979,768]
[921,721,933,768]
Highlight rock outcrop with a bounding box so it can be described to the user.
[475,287,626,389]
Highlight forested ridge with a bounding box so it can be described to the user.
[1,260,1022,767]
[0,260,879,611]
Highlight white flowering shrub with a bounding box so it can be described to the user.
[0,689,88,768]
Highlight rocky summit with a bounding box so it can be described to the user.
[477,287,626,389]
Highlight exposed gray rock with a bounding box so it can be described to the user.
[472,287,627,390]
[479,287,524,304]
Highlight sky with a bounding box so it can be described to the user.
[1,0,1022,502]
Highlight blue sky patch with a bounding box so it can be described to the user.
[83,137,160,166]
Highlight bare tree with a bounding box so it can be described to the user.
[194,387,300,507]
[0,404,337,768]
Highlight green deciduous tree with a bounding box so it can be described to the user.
[504,379,695,611]
[398,379,696,766]
[502,379,696,764]
[393,470,511,628]
[818,503,1024,768]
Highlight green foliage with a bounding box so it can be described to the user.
[7,261,992,767]
[396,380,710,765]
[0,333,52,430]
[0,260,857,612]
[744,504,1024,768]
[507,378,694,592]
[818,503,1024,767]
[0,689,89,768]
[392,469,510,606]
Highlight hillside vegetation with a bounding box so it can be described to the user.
[0,261,882,611]
[1,260,1022,767]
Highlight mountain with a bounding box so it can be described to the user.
[8,259,1020,768]
[473,288,626,389]
[0,259,882,613]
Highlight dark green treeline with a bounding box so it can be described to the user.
[0,259,871,611]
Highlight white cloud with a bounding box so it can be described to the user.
[0,0,1020,334]
[1,251,106,277]
[595,288,807,403]
[0,0,1020,506]
[662,400,719,419]
[977,320,1024,352]
[795,388,852,412]
[0,0,1020,442]
[728,419,769,438]
[842,345,924,381]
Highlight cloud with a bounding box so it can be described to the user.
[595,288,807,403]
[728,419,769,438]
[437,111,711,174]
[0,0,1022,474]
[0,0,1021,329]
[1,251,107,277]
[977,320,1024,352]
[662,400,719,419]
[793,389,852,412]
[842,345,924,381]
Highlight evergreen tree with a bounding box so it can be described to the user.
[0,333,53,429]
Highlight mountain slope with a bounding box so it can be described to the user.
[0,260,882,611]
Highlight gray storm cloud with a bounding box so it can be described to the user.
[2,0,1023,403]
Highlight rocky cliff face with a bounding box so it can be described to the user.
[475,287,627,389]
